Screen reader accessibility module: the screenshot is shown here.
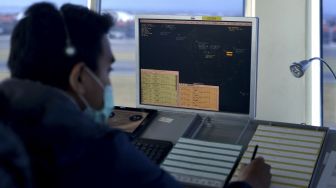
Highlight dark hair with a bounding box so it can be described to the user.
[7,2,114,90]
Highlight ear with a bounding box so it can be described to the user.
[69,63,86,95]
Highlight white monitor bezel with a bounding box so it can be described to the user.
[135,15,259,119]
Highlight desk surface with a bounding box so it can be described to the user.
[312,129,336,187]
[141,110,336,188]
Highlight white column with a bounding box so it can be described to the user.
[87,0,101,12]
[306,0,322,126]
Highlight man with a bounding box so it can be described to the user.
[0,2,271,188]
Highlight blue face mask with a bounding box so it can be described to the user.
[79,68,114,124]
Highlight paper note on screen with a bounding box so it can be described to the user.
[141,69,179,106]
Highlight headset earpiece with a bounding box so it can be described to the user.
[60,11,76,57]
[65,43,76,56]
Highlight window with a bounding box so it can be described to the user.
[0,0,87,79]
[101,0,245,107]
[322,0,336,128]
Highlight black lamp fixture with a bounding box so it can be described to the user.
[290,57,336,79]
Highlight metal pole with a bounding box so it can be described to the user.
[87,0,101,13]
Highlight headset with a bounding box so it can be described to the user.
[59,11,76,57]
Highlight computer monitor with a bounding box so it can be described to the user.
[135,15,258,118]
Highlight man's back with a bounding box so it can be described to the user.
[0,78,181,188]
[0,123,32,188]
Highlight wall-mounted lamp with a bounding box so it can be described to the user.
[290,57,336,79]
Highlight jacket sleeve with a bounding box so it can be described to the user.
[226,181,252,188]
[58,130,182,188]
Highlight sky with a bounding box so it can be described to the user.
[101,0,243,13]
[0,0,244,16]
[0,0,335,15]
[323,0,336,16]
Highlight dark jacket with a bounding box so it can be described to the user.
[0,78,181,188]
[0,123,32,188]
[0,78,251,188]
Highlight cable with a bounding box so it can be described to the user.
[309,57,336,80]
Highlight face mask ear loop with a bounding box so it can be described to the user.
[83,67,105,89]
[77,92,91,109]
[80,67,106,111]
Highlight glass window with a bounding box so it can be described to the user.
[322,0,336,128]
[0,0,87,80]
[101,0,245,107]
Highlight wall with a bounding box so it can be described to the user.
[247,0,316,124]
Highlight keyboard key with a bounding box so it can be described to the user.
[132,138,173,164]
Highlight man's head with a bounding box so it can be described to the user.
[8,2,115,111]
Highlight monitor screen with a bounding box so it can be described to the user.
[135,16,258,116]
